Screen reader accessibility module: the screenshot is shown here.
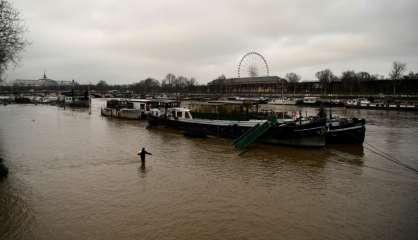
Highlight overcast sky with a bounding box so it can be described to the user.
[6,0,418,84]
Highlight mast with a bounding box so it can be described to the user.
[328,79,332,119]
[281,79,284,98]
[88,82,91,115]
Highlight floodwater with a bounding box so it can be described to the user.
[1,99,418,240]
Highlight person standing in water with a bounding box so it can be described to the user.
[138,147,152,164]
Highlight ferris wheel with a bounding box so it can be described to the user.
[237,52,270,78]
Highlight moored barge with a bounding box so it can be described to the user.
[101,99,149,120]
[148,108,326,148]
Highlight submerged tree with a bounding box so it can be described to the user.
[389,61,407,95]
[0,0,28,81]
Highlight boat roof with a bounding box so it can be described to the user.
[178,118,267,127]
[150,99,178,103]
[207,100,258,105]
[127,98,151,102]
[169,107,190,112]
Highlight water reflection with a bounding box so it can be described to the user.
[328,144,365,161]
[137,161,152,177]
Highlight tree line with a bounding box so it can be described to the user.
[94,73,204,93]
[285,61,418,95]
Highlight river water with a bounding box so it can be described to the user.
[1,99,417,240]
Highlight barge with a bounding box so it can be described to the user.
[101,99,149,120]
[148,107,327,148]
[326,117,366,144]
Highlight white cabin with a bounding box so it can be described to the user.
[127,99,151,113]
[149,107,193,120]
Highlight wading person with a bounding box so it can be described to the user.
[138,147,152,165]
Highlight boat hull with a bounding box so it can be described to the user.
[148,117,326,148]
[101,108,145,120]
[326,119,366,144]
[118,109,144,119]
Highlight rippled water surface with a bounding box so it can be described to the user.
[1,100,418,239]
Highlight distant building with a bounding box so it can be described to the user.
[12,72,74,87]
[207,76,287,95]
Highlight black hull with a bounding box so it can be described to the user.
[326,119,366,144]
[148,117,326,147]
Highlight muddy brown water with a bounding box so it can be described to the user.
[1,99,418,239]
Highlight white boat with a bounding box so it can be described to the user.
[42,96,58,103]
[101,99,149,120]
[345,98,370,107]
[345,99,358,106]
[268,97,297,105]
[303,96,320,105]
[359,99,370,106]
[331,99,342,105]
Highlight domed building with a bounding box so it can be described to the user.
[12,72,73,87]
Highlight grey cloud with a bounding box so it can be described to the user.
[7,0,418,83]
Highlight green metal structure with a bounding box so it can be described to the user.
[233,116,277,151]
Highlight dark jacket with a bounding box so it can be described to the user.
[138,149,151,160]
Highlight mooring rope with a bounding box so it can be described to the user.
[346,130,418,174]
[363,141,418,174]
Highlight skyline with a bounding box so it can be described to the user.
[5,0,418,84]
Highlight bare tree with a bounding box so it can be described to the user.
[315,69,334,95]
[341,70,357,95]
[0,0,28,81]
[175,75,188,89]
[187,77,197,87]
[356,72,372,82]
[389,61,407,95]
[162,73,176,89]
[285,72,301,96]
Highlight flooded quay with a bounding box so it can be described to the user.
[1,99,418,240]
